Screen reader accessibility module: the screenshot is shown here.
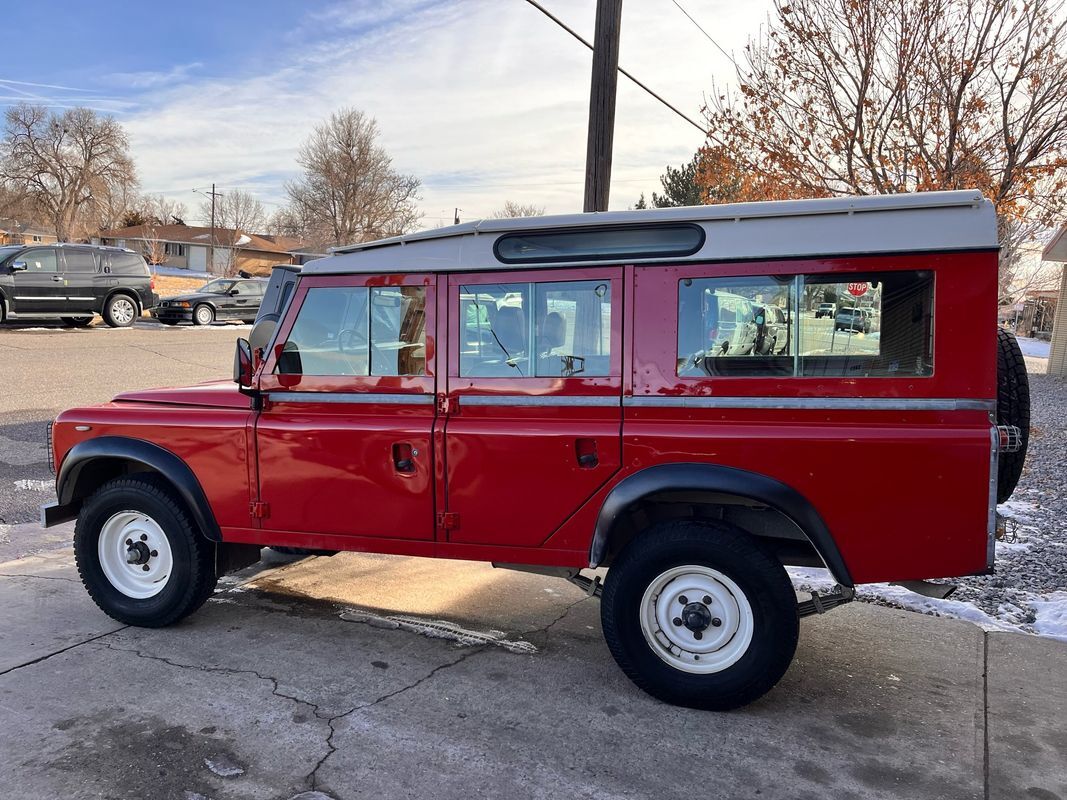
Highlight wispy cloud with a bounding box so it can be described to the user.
[120,0,768,225]
[103,62,203,90]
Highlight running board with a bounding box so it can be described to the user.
[797,585,855,617]
[890,580,957,600]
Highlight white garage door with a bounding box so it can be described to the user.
[188,245,207,271]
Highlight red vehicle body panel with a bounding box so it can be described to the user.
[51,249,1000,585]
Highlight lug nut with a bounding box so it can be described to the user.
[150,550,158,558]
[141,564,150,572]
[125,539,133,546]
[703,595,712,604]
[678,595,688,605]
[711,618,722,627]
[140,534,148,541]
[672,617,683,626]
[694,631,703,640]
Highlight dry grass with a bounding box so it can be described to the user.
[154,274,206,298]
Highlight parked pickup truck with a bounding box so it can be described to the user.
[43,191,1028,710]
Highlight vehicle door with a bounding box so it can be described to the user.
[229,280,260,320]
[59,249,99,314]
[440,268,622,547]
[253,273,437,540]
[9,248,65,314]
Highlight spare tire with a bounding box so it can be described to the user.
[996,328,1030,503]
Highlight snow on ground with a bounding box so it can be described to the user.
[1016,336,1051,358]
[791,360,1067,643]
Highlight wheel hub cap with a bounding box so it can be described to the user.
[639,565,755,674]
[97,511,173,599]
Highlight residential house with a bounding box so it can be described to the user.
[1040,225,1067,377]
[95,224,304,274]
[0,218,58,246]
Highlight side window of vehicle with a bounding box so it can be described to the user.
[233,281,258,295]
[458,279,612,378]
[63,251,97,272]
[109,253,147,274]
[678,276,795,377]
[277,286,427,377]
[19,249,58,273]
[676,270,934,378]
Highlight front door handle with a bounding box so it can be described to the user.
[51,275,63,282]
[575,438,598,469]
[392,442,416,473]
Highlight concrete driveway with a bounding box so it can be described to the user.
[1,528,1064,800]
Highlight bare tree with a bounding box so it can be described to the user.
[284,108,420,248]
[701,0,1067,302]
[492,201,546,218]
[0,104,137,241]
[197,189,266,275]
[142,194,188,226]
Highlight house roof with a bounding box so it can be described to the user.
[1042,224,1067,262]
[305,190,998,275]
[0,218,54,237]
[97,224,301,255]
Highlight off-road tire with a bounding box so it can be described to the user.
[103,294,138,328]
[61,316,94,327]
[193,304,214,326]
[74,475,217,627]
[996,328,1030,503]
[601,520,799,711]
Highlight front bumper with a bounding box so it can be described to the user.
[151,306,195,322]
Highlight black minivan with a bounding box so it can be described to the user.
[0,244,156,328]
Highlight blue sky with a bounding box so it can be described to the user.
[1,0,770,227]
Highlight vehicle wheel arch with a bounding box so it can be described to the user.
[590,463,853,587]
[103,287,141,314]
[57,436,222,542]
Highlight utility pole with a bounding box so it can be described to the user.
[583,0,623,213]
[194,184,224,273]
[454,207,461,225]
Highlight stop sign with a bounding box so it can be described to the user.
[847,282,869,297]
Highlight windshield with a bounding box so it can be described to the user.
[200,279,236,294]
[0,245,23,262]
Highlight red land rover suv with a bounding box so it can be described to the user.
[43,190,1028,710]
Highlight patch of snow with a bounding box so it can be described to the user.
[340,609,538,654]
[1016,336,1050,358]
[14,479,52,492]
[234,234,252,246]
[1031,592,1067,642]
[203,755,244,778]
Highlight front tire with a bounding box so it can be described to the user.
[193,304,215,326]
[74,476,217,627]
[103,294,138,327]
[601,520,799,710]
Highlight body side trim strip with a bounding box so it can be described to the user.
[458,395,619,407]
[268,391,433,405]
[624,396,995,412]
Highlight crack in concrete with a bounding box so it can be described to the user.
[0,572,79,583]
[128,343,223,370]
[0,627,128,677]
[520,595,590,645]
[307,645,489,792]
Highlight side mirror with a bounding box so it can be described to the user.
[229,288,240,296]
[11,261,28,272]
[233,338,256,396]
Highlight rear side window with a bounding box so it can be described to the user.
[277,286,426,377]
[109,253,148,274]
[678,270,934,378]
[459,280,612,377]
[63,251,97,272]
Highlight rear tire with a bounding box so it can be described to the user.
[159,319,179,326]
[996,328,1031,503]
[74,476,217,627]
[193,304,214,326]
[103,294,138,328]
[61,316,94,327]
[601,520,798,711]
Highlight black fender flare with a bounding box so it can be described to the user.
[590,463,853,587]
[56,436,222,541]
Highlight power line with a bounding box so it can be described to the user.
[668,0,738,69]
[520,0,706,137]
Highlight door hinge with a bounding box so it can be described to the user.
[437,511,459,530]
[249,501,270,519]
[436,394,458,415]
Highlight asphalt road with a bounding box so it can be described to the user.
[0,318,241,527]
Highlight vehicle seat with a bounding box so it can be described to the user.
[541,311,566,352]
[494,306,526,354]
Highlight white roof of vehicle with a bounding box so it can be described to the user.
[305,190,997,275]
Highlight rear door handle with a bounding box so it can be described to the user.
[51,275,63,282]
[575,438,598,469]
[392,442,416,473]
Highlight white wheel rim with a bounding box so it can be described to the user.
[196,307,212,324]
[97,511,173,599]
[112,298,135,324]
[639,565,754,674]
